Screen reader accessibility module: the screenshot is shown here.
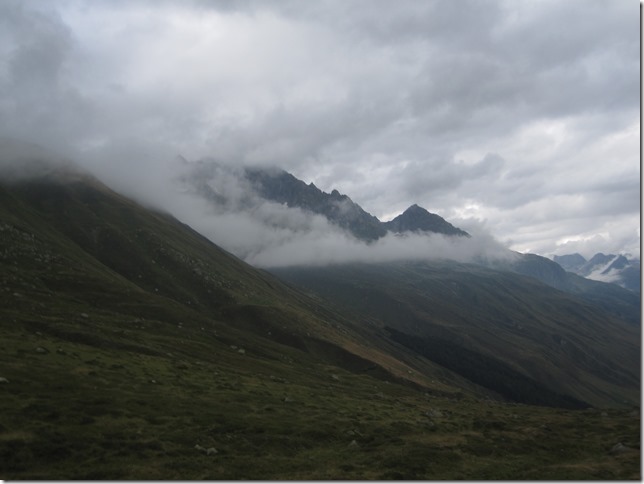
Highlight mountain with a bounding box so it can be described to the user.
[180,161,467,242]
[383,204,469,237]
[0,167,497,479]
[270,260,640,409]
[553,253,587,272]
[0,168,450,389]
[0,155,640,479]
[482,253,640,326]
[553,253,641,293]
[179,161,637,315]
[244,166,388,241]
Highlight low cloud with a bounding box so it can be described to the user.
[244,227,516,268]
[0,1,638,260]
[145,158,517,268]
[0,137,553,269]
[0,137,81,182]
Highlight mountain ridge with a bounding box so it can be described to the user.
[182,161,468,242]
[176,160,640,312]
[553,252,640,293]
[244,166,388,241]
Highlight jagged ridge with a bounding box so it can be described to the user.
[553,252,640,293]
[179,161,468,241]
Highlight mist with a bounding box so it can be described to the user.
[0,1,637,260]
[245,228,518,268]
[0,136,517,268]
[92,151,519,269]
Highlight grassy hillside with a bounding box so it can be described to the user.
[270,260,640,408]
[0,173,640,479]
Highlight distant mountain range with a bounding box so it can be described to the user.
[178,161,639,318]
[553,253,640,293]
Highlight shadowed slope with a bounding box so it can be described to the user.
[270,260,640,408]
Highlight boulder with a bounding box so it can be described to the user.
[426,409,443,419]
[195,444,218,456]
[609,442,631,455]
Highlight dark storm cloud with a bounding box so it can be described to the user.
[0,0,638,260]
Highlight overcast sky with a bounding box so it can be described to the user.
[0,0,639,259]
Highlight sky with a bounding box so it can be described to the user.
[0,0,640,261]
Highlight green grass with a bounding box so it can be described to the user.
[0,323,639,479]
[0,294,639,479]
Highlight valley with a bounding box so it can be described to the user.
[0,0,639,479]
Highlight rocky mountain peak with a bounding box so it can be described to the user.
[180,162,470,242]
[384,204,469,237]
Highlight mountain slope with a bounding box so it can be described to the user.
[269,260,640,408]
[0,171,484,478]
[488,253,641,326]
[1,172,458,390]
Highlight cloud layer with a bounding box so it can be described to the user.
[169,161,518,268]
[0,0,639,260]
